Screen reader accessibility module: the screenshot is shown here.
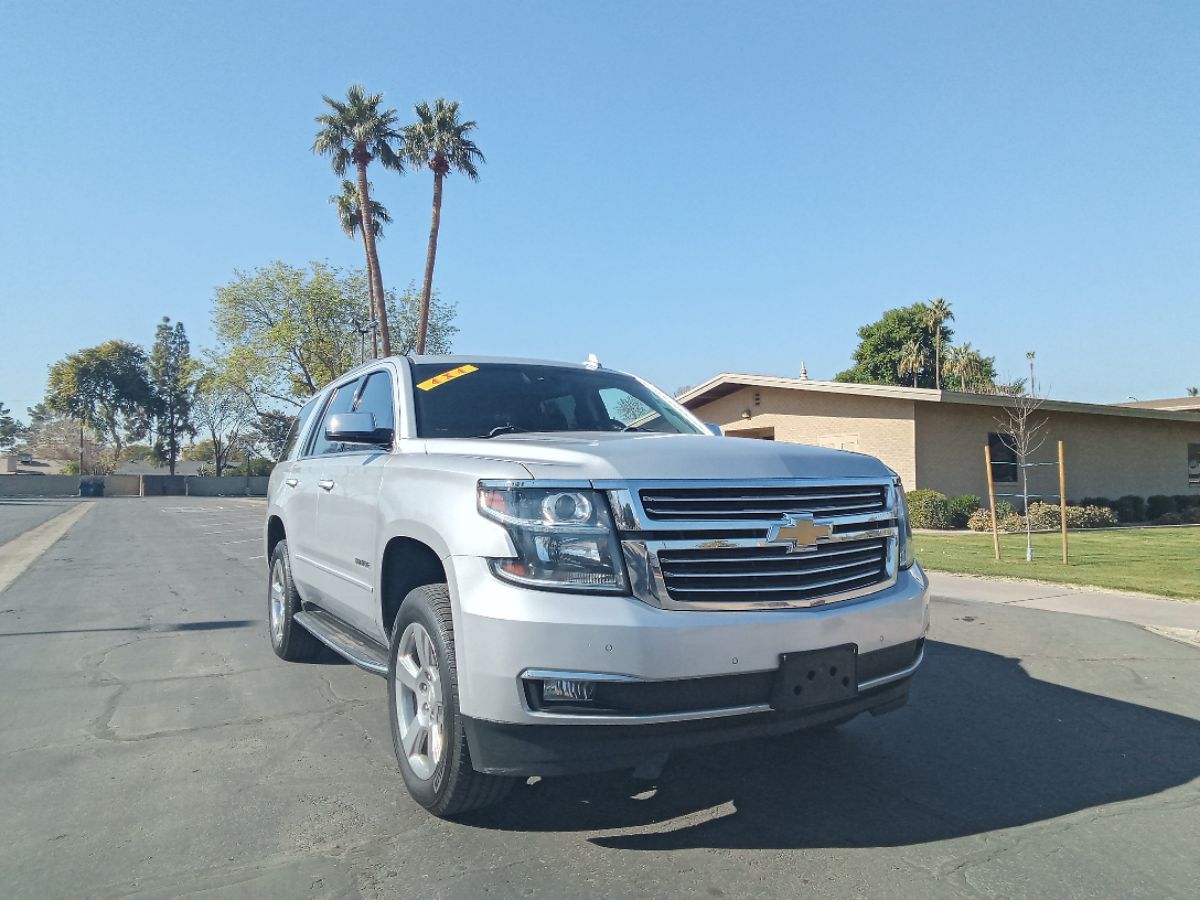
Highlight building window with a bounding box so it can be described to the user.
[1189,443,1200,485]
[988,432,1018,483]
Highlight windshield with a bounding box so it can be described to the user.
[410,362,702,439]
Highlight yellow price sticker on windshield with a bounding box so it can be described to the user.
[416,364,479,391]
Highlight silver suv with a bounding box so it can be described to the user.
[265,356,929,817]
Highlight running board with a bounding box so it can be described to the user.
[294,609,389,676]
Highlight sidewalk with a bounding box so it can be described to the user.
[928,571,1200,634]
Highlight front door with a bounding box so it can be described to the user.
[314,368,396,640]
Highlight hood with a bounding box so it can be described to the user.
[424,433,893,482]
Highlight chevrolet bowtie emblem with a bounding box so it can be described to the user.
[768,515,832,552]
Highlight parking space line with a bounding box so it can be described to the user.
[0,503,94,594]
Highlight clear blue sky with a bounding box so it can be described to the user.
[1,0,1197,420]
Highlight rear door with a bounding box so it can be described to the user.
[315,368,396,639]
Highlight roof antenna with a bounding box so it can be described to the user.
[584,353,601,370]
[799,361,809,380]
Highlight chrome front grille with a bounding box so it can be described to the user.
[638,485,887,521]
[657,538,888,606]
[608,478,900,611]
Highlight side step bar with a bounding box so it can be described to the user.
[294,609,389,676]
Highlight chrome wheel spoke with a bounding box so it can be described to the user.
[394,621,447,782]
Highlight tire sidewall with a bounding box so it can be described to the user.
[268,540,302,657]
[387,586,463,809]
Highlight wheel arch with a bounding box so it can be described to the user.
[266,515,286,560]
[380,535,450,640]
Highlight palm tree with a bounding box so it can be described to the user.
[945,342,983,392]
[313,84,403,356]
[922,298,954,390]
[330,179,391,357]
[1188,386,1199,397]
[402,99,484,355]
[898,339,927,388]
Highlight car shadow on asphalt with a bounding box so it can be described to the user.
[0,619,257,638]
[464,640,1200,849]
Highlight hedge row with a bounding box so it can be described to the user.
[1078,494,1200,523]
[967,502,1118,532]
[905,490,982,529]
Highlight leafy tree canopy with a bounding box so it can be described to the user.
[210,261,457,411]
[836,303,997,390]
[45,340,154,454]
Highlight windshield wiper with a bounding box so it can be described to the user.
[481,424,531,439]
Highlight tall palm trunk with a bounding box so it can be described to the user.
[416,169,444,355]
[357,228,380,358]
[934,338,941,390]
[354,160,391,356]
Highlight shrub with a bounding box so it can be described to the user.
[906,489,952,529]
[1146,495,1176,519]
[967,502,1117,531]
[1079,496,1113,510]
[946,494,981,528]
[1173,494,1200,512]
[1153,512,1186,526]
[1112,495,1146,522]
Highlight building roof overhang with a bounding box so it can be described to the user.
[678,374,1200,424]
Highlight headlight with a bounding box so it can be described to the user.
[478,483,628,594]
[895,480,915,570]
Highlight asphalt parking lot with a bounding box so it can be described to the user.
[1,497,1198,899]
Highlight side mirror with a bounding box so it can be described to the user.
[326,412,393,447]
[704,423,723,436]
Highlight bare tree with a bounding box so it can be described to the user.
[995,391,1049,561]
[191,370,253,476]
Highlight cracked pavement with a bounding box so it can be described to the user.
[0,498,1197,898]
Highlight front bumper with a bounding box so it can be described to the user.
[449,555,930,726]
[464,675,913,776]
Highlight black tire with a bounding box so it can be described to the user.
[387,583,514,817]
[267,540,322,662]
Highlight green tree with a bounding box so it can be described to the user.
[836,303,996,389]
[0,402,24,450]
[211,262,457,411]
[313,84,403,357]
[149,317,197,475]
[402,98,484,355]
[922,298,954,390]
[46,340,154,456]
[1188,386,1199,397]
[330,179,392,357]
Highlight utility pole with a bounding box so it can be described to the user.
[78,424,84,475]
[1026,351,1036,397]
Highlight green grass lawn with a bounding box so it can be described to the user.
[914,527,1200,600]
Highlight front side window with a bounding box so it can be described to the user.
[307,379,362,456]
[410,363,700,439]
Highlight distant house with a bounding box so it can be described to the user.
[679,374,1200,502]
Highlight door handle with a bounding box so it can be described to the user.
[284,478,299,488]
[318,479,335,492]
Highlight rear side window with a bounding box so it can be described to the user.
[306,379,362,457]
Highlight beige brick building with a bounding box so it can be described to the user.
[679,375,1200,503]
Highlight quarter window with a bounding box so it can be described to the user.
[307,379,362,457]
[353,371,396,434]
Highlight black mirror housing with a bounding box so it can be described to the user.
[325,412,393,447]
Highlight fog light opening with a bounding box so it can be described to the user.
[542,678,596,703]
